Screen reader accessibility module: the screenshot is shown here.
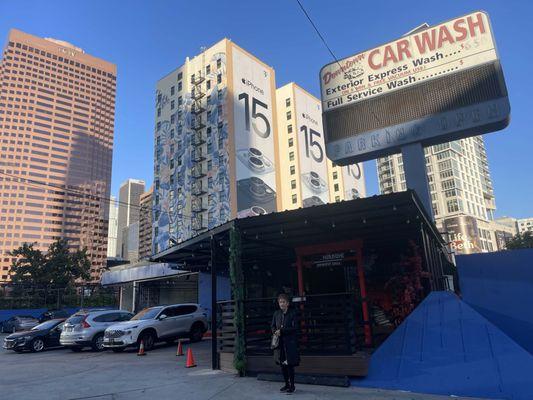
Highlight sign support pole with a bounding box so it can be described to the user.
[401,142,433,220]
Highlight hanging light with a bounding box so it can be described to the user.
[331,221,336,228]
[362,218,366,224]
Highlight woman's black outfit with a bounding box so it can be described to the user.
[271,308,300,392]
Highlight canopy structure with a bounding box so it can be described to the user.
[152,191,453,373]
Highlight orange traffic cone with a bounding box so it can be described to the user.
[185,347,196,368]
[176,340,184,356]
[137,340,146,356]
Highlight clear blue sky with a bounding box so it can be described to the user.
[1,0,531,218]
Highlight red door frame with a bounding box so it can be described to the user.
[295,239,372,347]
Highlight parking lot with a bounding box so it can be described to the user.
[0,333,487,400]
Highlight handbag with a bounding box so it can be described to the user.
[271,313,285,350]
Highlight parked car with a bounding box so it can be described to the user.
[103,304,208,352]
[60,309,133,352]
[1,316,40,333]
[38,309,72,323]
[2,318,66,353]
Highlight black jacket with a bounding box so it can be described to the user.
[271,308,300,366]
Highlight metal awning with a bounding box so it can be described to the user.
[100,261,187,286]
[151,191,451,272]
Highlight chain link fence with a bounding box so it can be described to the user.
[0,283,119,310]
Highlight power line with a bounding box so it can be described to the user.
[294,0,382,126]
[0,170,204,223]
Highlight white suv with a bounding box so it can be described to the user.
[103,303,208,352]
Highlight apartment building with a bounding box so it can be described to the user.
[275,82,365,211]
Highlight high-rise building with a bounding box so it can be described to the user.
[517,218,533,234]
[139,187,153,260]
[106,196,118,258]
[116,178,145,259]
[275,82,365,210]
[153,39,279,254]
[0,29,116,281]
[377,136,501,254]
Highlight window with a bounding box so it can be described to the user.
[285,98,291,107]
[335,196,341,202]
[289,152,294,161]
[287,125,293,134]
[206,80,211,90]
[286,111,291,120]
[157,108,161,117]
[171,100,175,109]
[178,81,182,91]
[334,183,339,192]
[291,180,296,190]
[290,165,295,175]
[217,58,221,69]
[292,194,297,204]
[288,138,293,147]
[171,86,175,96]
[333,171,338,180]
[206,65,211,75]
[217,74,222,84]
[177,72,182,81]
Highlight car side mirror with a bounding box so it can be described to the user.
[159,314,167,320]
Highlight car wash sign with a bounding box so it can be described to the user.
[320,11,510,164]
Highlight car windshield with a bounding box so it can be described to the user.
[131,307,162,321]
[66,315,86,325]
[32,320,60,330]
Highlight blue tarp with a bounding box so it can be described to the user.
[352,291,533,400]
[457,248,533,354]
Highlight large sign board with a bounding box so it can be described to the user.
[294,86,330,207]
[320,11,510,165]
[232,46,277,217]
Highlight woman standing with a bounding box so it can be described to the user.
[271,293,300,393]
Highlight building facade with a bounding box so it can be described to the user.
[138,187,153,260]
[106,196,118,258]
[0,29,116,281]
[275,82,365,211]
[517,218,533,234]
[377,136,502,254]
[116,178,145,259]
[153,39,280,254]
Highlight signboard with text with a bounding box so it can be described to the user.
[320,11,510,165]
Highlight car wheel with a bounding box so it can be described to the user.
[91,333,105,352]
[70,346,83,352]
[189,323,204,343]
[139,331,156,351]
[30,338,45,353]
[111,347,125,353]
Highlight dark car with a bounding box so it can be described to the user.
[1,316,40,333]
[3,318,66,353]
[38,309,72,323]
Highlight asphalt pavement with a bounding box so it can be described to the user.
[0,333,489,400]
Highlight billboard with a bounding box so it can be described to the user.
[443,215,482,255]
[320,11,510,165]
[341,163,366,200]
[232,46,277,217]
[294,86,330,207]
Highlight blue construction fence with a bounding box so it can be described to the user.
[456,248,533,354]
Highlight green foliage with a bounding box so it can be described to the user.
[229,227,246,376]
[505,231,533,250]
[9,239,91,286]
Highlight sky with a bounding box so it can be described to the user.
[1,0,531,218]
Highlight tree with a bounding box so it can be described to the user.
[505,231,533,250]
[9,239,91,286]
